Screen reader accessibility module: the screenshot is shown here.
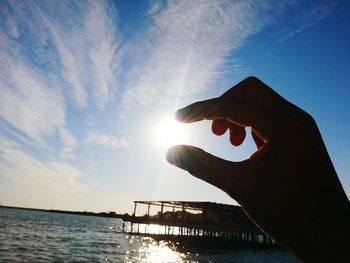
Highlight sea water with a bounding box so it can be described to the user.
[0,208,300,262]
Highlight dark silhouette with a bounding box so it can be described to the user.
[122,201,271,247]
[166,77,350,262]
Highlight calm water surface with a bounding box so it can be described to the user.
[0,208,300,262]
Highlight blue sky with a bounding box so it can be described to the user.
[0,0,349,213]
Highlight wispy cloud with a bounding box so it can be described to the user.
[0,143,88,195]
[85,0,121,110]
[33,0,121,109]
[0,50,65,140]
[0,0,120,143]
[278,1,336,43]
[0,134,19,148]
[122,0,288,108]
[59,127,78,159]
[85,131,128,149]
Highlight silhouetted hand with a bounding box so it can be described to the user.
[166,77,350,262]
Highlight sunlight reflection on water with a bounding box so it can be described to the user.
[127,238,186,263]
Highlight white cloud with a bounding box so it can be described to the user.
[0,51,65,140]
[279,1,336,43]
[59,127,78,159]
[85,0,121,110]
[0,0,121,143]
[32,0,121,109]
[85,131,128,149]
[0,146,88,195]
[0,135,19,148]
[122,0,287,109]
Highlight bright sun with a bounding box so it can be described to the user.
[154,118,190,149]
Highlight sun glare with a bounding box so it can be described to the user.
[137,239,184,263]
[155,118,190,149]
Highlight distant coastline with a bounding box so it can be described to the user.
[0,205,128,219]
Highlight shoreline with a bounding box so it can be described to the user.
[0,205,127,219]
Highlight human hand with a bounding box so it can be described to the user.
[166,77,350,262]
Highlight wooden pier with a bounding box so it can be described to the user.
[121,201,275,247]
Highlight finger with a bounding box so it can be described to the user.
[166,145,249,195]
[176,76,292,140]
[211,119,229,135]
[229,123,246,146]
[176,97,271,136]
[212,120,246,146]
[251,130,265,149]
[176,98,222,123]
[176,97,279,140]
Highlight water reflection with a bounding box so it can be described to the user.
[125,237,189,263]
[138,239,184,262]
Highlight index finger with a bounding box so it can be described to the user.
[176,96,280,140]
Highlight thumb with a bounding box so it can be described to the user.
[166,145,246,194]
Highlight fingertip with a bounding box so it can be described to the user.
[229,134,244,146]
[165,145,206,173]
[165,145,179,165]
[165,145,191,168]
[211,119,229,136]
[229,126,246,146]
[174,110,182,121]
[175,108,187,122]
